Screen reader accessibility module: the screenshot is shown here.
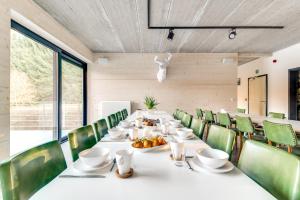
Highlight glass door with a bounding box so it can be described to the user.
[60,57,85,140]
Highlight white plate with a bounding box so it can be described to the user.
[190,157,234,173]
[178,132,195,140]
[73,156,113,173]
[131,143,169,153]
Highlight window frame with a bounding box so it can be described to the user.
[11,20,87,144]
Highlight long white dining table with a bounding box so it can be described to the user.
[30,110,275,200]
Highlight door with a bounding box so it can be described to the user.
[248,75,268,116]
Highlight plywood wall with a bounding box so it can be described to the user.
[88,53,238,122]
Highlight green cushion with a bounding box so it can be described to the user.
[263,120,297,147]
[217,112,231,127]
[236,116,254,133]
[181,113,193,128]
[116,111,123,122]
[204,110,214,123]
[238,140,300,200]
[0,141,66,200]
[268,112,285,119]
[195,108,203,119]
[93,118,108,142]
[206,125,236,156]
[68,125,97,161]
[108,114,118,128]
[190,118,206,139]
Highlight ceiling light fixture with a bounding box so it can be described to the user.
[228,28,237,40]
[167,28,175,40]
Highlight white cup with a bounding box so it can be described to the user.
[135,119,143,128]
[170,140,185,161]
[129,128,138,140]
[115,150,133,175]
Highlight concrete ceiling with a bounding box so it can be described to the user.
[33,0,300,55]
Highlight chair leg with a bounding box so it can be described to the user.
[268,140,272,146]
[237,132,243,161]
[288,146,293,153]
[248,132,253,140]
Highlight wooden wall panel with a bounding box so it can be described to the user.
[88,53,238,122]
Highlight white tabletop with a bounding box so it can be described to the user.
[30,111,275,200]
[230,113,300,133]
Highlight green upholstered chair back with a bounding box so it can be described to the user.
[268,112,285,119]
[178,111,185,121]
[236,108,246,113]
[121,109,128,119]
[173,109,179,119]
[116,111,123,122]
[238,140,300,200]
[182,113,193,128]
[190,118,206,139]
[0,141,67,200]
[204,110,214,123]
[206,125,236,156]
[68,125,97,161]
[108,114,118,128]
[235,116,254,133]
[217,113,231,127]
[196,108,203,119]
[93,118,108,142]
[263,120,297,147]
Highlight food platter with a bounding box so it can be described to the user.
[131,136,168,153]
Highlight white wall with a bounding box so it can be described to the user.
[238,42,300,116]
[88,53,238,123]
[0,0,92,160]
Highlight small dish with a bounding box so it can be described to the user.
[190,157,234,173]
[74,155,113,173]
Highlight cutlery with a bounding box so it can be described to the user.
[186,160,194,171]
[59,175,105,178]
[110,158,116,172]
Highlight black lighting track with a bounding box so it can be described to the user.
[147,0,284,30]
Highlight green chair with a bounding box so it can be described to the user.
[263,120,300,156]
[203,110,215,124]
[236,108,246,114]
[181,113,193,128]
[235,116,266,158]
[238,140,300,200]
[190,118,206,139]
[93,118,109,142]
[206,125,236,157]
[68,125,97,161]
[196,108,203,119]
[116,111,123,122]
[177,111,185,121]
[108,114,118,128]
[121,109,128,119]
[268,112,285,119]
[217,112,232,128]
[0,141,67,200]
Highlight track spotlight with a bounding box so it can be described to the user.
[228,28,237,40]
[167,28,175,40]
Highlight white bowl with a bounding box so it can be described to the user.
[176,128,193,138]
[108,128,122,139]
[196,148,229,169]
[169,120,181,126]
[119,121,131,128]
[79,147,110,168]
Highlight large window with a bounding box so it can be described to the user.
[10,21,87,155]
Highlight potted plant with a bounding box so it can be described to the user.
[144,96,159,111]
